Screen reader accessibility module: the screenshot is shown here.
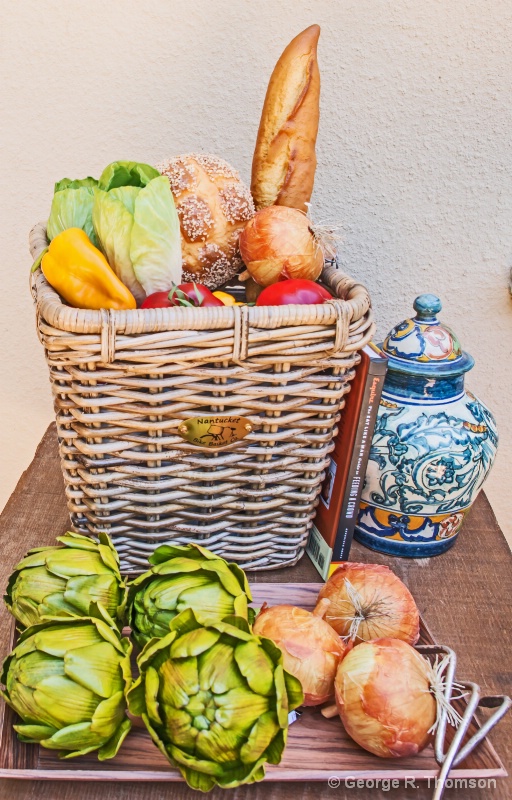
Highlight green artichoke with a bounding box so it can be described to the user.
[0,609,132,759]
[127,609,303,791]
[4,532,127,629]
[127,544,254,647]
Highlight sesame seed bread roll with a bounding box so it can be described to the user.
[251,25,320,213]
[158,154,255,289]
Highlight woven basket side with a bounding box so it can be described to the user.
[30,221,375,572]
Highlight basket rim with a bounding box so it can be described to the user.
[29,222,372,335]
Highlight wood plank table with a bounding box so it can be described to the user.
[0,423,510,800]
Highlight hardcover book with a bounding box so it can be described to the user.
[307,343,388,579]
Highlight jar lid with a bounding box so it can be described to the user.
[381,294,474,378]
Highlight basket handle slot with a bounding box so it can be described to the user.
[328,300,351,353]
[232,304,250,363]
[100,309,117,364]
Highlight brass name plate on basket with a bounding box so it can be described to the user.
[177,416,252,448]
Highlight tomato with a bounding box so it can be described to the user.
[140,291,173,309]
[141,283,224,309]
[255,279,333,306]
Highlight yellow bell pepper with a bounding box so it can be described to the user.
[41,228,136,310]
[212,290,238,306]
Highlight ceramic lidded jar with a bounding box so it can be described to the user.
[355,294,498,557]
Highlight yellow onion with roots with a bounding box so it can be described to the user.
[332,638,437,758]
[253,602,349,706]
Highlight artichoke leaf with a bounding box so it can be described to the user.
[142,712,171,762]
[200,561,246,597]
[195,722,244,763]
[92,618,127,654]
[8,682,58,727]
[240,711,280,764]
[198,643,241,695]
[180,766,216,793]
[283,668,304,711]
[216,757,268,789]
[227,563,253,600]
[149,543,216,565]
[16,651,65,688]
[136,629,177,671]
[170,628,220,659]
[214,687,270,735]
[90,691,126,739]
[33,675,99,726]
[126,677,145,716]
[212,620,252,642]
[264,727,287,765]
[38,591,85,620]
[64,574,119,616]
[13,567,67,603]
[176,583,237,622]
[161,706,198,750]
[144,666,162,727]
[10,549,59,571]
[40,721,101,751]
[56,532,102,550]
[152,557,205,576]
[14,723,58,743]
[159,657,199,708]
[6,596,41,629]
[33,623,104,657]
[233,594,249,620]
[97,543,121,574]
[169,744,225,778]
[45,549,110,579]
[64,641,124,698]
[98,717,131,761]
[273,665,289,728]
[149,573,211,607]
[234,641,275,697]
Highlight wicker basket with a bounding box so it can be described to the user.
[29,223,374,572]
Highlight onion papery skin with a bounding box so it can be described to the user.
[334,638,436,758]
[239,206,324,287]
[316,562,420,645]
[253,604,349,706]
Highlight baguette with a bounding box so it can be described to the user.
[251,25,320,212]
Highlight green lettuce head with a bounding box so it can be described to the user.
[127,543,253,648]
[47,176,99,246]
[127,610,303,791]
[93,161,182,304]
[0,610,132,760]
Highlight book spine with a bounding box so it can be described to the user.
[331,361,387,564]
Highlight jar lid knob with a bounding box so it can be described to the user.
[413,294,442,321]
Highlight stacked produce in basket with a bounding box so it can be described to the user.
[2,532,465,790]
[33,25,339,314]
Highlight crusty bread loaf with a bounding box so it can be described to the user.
[251,25,320,212]
[158,154,255,289]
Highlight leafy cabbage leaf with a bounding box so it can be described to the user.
[130,176,182,296]
[47,186,98,246]
[92,187,145,304]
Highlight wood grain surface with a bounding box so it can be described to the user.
[0,424,510,800]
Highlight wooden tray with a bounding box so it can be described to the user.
[0,583,507,783]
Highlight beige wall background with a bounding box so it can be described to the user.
[1,0,511,544]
